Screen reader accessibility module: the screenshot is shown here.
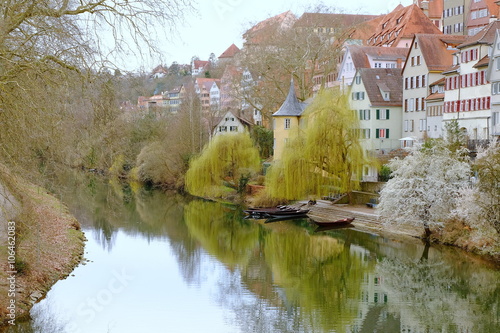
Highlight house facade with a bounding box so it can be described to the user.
[402,34,467,142]
[195,78,221,113]
[426,78,446,138]
[213,110,252,137]
[466,0,499,36]
[443,20,500,142]
[349,68,403,181]
[442,0,471,35]
[487,28,500,138]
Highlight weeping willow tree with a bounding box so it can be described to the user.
[185,133,261,198]
[266,89,368,201]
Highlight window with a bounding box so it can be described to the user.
[219,126,227,132]
[355,76,361,84]
[352,91,365,100]
[493,112,500,126]
[419,119,427,132]
[284,118,291,129]
[404,120,409,132]
[376,129,390,139]
[230,126,238,132]
[362,128,370,139]
[359,109,370,120]
[493,82,500,95]
[376,109,390,120]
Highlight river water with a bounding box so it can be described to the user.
[6,175,500,332]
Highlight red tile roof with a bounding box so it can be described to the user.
[347,45,409,69]
[193,60,209,69]
[243,11,297,45]
[413,34,468,72]
[294,12,379,28]
[426,92,444,101]
[473,55,490,68]
[459,20,500,48]
[366,4,442,47]
[219,44,240,59]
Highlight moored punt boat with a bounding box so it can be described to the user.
[312,217,355,227]
[266,209,309,217]
[244,206,306,219]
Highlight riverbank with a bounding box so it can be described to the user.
[0,168,86,326]
[296,200,500,263]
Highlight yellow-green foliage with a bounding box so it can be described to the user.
[267,89,368,200]
[109,154,125,178]
[185,133,260,197]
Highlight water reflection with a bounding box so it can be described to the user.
[3,174,499,333]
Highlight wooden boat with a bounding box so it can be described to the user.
[314,224,355,232]
[312,217,355,227]
[244,206,305,219]
[264,215,309,223]
[266,209,309,217]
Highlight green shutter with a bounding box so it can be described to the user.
[376,109,380,119]
[386,129,390,138]
[359,110,363,119]
[386,109,390,119]
[376,129,379,138]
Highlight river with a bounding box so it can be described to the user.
[6,174,500,332]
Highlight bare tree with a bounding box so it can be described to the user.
[0,0,192,175]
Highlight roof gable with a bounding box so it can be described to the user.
[219,44,240,59]
[408,34,467,73]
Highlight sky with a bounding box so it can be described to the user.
[131,0,414,71]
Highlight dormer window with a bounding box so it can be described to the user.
[383,92,390,101]
[396,15,404,24]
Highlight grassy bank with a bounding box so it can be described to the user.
[0,166,85,325]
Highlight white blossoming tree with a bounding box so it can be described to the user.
[455,143,500,234]
[377,143,471,239]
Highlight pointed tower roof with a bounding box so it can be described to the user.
[273,79,306,117]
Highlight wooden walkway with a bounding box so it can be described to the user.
[292,200,420,237]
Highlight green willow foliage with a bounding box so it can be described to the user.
[185,133,260,197]
[266,90,367,200]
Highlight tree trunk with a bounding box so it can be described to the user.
[423,223,432,240]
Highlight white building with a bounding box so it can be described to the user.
[443,21,500,143]
[402,33,467,142]
[349,68,403,181]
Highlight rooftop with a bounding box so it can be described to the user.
[273,79,307,117]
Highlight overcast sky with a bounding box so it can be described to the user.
[126,0,413,71]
